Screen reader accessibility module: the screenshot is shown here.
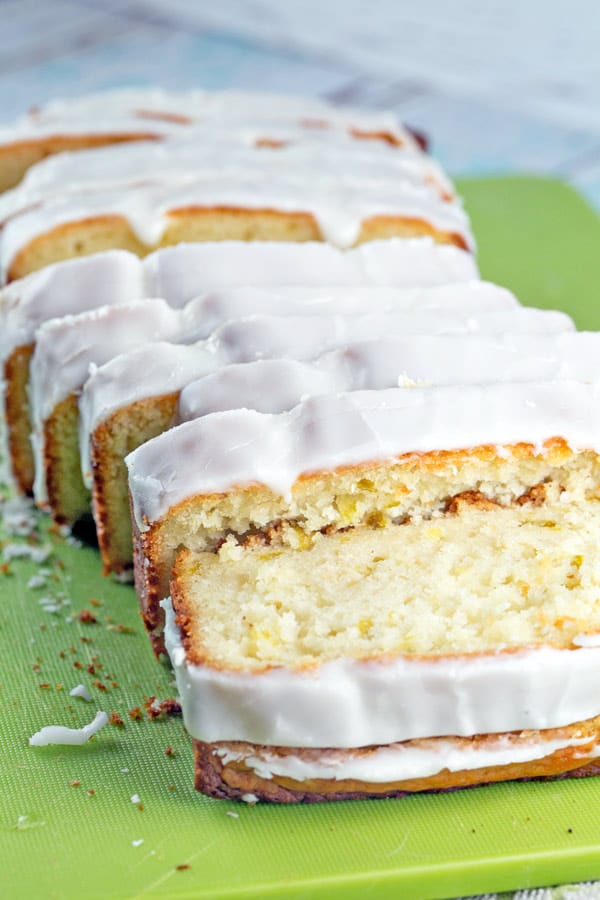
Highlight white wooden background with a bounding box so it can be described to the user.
[2,0,600,208]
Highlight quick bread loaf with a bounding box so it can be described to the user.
[9,87,600,804]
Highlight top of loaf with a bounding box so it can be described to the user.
[0,237,479,360]
[0,88,417,149]
[0,128,449,224]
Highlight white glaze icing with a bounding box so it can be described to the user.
[33,298,524,486]
[28,710,108,747]
[176,330,600,422]
[173,281,517,339]
[0,176,472,279]
[30,299,186,505]
[78,340,222,490]
[214,736,595,784]
[0,250,144,363]
[77,280,516,468]
[128,380,600,531]
[0,88,414,146]
[0,238,478,490]
[15,126,423,195]
[0,130,451,222]
[30,299,184,425]
[145,238,478,304]
[162,598,600,747]
[0,237,478,362]
[179,360,347,421]
[6,124,422,189]
[573,634,600,647]
[79,301,567,488]
[209,307,571,364]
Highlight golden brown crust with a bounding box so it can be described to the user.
[348,126,404,147]
[8,215,154,281]
[170,549,200,662]
[43,393,91,524]
[253,127,425,162]
[91,393,180,574]
[193,717,600,802]
[3,343,35,494]
[6,208,468,281]
[131,110,192,125]
[359,214,467,249]
[131,502,168,655]
[0,133,161,193]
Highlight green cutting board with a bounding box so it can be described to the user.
[2,176,600,900]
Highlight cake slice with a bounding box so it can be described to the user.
[2,237,476,495]
[145,382,600,801]
[79,282,518,574]
[125,330,600,655]
[0,251,144,495]
[0,126,450,223]
[0,87,417,192]
[29,300,185,525]
[34,297,548,530]
[1,170,472,282]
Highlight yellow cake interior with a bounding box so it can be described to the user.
[169,446,600,670]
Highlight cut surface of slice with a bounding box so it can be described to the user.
[171,471,600,673]
[126,382,600,649]
[165,448,600,801]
